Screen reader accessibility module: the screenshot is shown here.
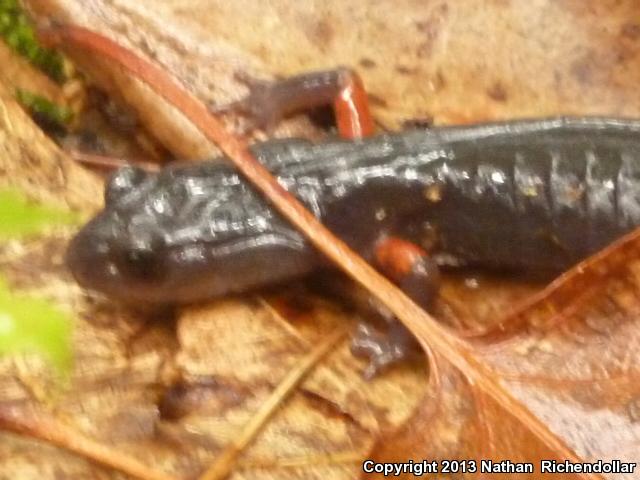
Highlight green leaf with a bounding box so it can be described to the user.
[0,188,81,239]
[0,189,78,373]
[0,276,72,372]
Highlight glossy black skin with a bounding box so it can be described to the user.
[67,117,640,304]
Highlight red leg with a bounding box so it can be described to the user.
[220,68,375,139]
[373,236,440,308]
[332,69,375,139]
[351,236,441,378]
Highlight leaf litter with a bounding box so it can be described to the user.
[2,1,640,479]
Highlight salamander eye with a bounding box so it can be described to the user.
[105,166,148,205]
[117,240,165,282]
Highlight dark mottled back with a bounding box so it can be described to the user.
[66,117,640,303]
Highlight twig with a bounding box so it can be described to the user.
[198,328,348,480]
[0,404,177,480]
[67,149,161,172]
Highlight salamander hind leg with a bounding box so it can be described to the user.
[351,320,424,380]
[213,68,375,139]
[351,237,440,379]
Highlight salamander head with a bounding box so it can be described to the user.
[66,164,309,304]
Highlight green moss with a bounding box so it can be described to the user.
[15,89,73,127]
[0,0,66,82]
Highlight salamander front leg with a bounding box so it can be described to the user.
[215,68,375,139]
[351,237,440,379]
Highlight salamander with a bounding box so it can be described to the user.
[67,116,640,372]
[61,61,640,376]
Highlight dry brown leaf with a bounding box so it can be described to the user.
[24,0,640,146]
[160,0,640,128]
[369,231,640,478]
[172,297,428,479]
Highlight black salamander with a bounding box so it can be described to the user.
[67,117,640,374]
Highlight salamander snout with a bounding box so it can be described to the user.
[65,211,168,303]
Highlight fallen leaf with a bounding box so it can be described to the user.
[23,0,640,150]
[368,231,640,478]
